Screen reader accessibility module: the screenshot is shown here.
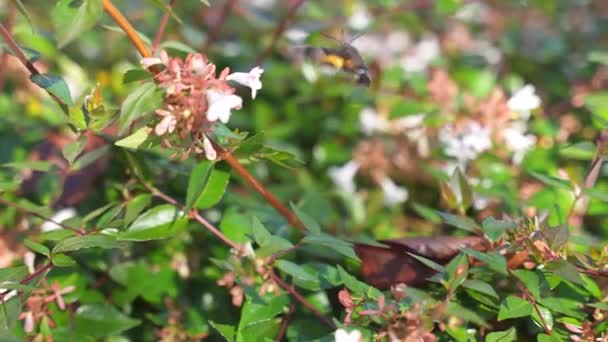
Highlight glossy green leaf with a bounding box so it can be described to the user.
[30,73,73,106]
[275,260,317,282]
[462,248,508,275]
[119,82,163,132]
[196,166,231,209]
[302,232,359,261]
[24,239,50,257]
[185,160,214,211]
[437,211,480,233]
[122,68,153,83]
[498,296,532,320]
[0,267,28,284]
[123,194,152,227]
[52,234,121,254]
[485,327,516,342]
[115,127,155,150]
[462,279,499,299]
[51,253,77,267]
[512,269,542,299]
[51,0,103,47]
[118,204,187,241]
[209,321,235,342]
[74,303,140,337]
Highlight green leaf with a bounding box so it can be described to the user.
[461,248,508,275]
[337,265,382,299]
[115,127,155,150]
[0,297,22,332]
[160,41,197,54]
[531,305,553,331]
[238,294,288,330]
[462,279,499,299]
[51,253,77,267]
[275,260,317,282]
[185,160,214,211]
[584,187,608,202]
[30,73,73,106]
[512,269,542,299]
[52,234,121,254]
[3,160,55,172]
[124,194,152,227]
[302,232,359,261]
[455,168,472,211]
[545,260,585,286]
[589,51,608,65]
[118,204,187,241]
[209,321,235,342]
[74,303,140,338]
[558,141,596,160]
[584,92,608,127]
[70,145,110,171]
[0,267,28,284]
[437,211,480,233]
[485,327,517,342]
[407,253,446,273]
[481,217,517,242]
[119,82,163,132]
[291,205,321,233]
[196,166,231,209]
[219,211,252,243]
[542,225,569,250]
[24,239,50,257]
[251,217,293,257]
[537,333,561,342]
[446,301,489,327]
[529,171,572,190]
[62,136,87,165]
[0,282,34,292]
[51,0,103,47]
[445,253,468,291]
[123,68,153,84]
[498,296,533,320]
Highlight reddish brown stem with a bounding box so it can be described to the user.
[103,0,151,58]
[0,197,85,235]
[511,270,551,335]
[269,269,336,329]
[203,0,237,51]
[255,0,306,65]
[217,145,304,231]
[152,0,177,55]
[276,302,297,341]
[0,263,53,301]
[141,180,244,253]
[0,1,16,91]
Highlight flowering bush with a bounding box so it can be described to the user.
[1,1,608,341]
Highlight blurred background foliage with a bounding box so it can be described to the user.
[1,0,608,340]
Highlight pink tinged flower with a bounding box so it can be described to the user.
[226,66,264,99]
[188,54,210,76]
[141,57,163,69]
[22,311,35,333]
[203,135,217,161]
[206,90,243,123]
[154,114,177,135]
[334,329,362,342]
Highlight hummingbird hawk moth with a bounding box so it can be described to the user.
[304,32,371,86]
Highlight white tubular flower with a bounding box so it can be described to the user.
[503,121,536,164]
[41,208,77,232]
[334,328,362,342]
[507,84,541,119]
[439,123,492,164]
[206,90,243,123]
[402,35,440,73]
[380,177,409,206]
[328,160,360,194]
[226,66,264,99]
[359,108,389,135]
[348,4,372,30]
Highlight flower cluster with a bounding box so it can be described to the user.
[141,51,263,159]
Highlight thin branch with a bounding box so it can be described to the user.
[0,1,16,91]
[140,180,244,253]
[567,129,608,227]
[0,263,53,301]
[269,269,336,329]
[276,302,297,341]
[255,0,306,65]
[0,197,85,235]
[216,143,304,231]
[203,0,237,51]
[510,270,551,335]
[152,0,177,55]
[103,0,151,58]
